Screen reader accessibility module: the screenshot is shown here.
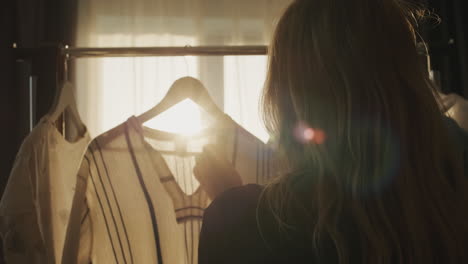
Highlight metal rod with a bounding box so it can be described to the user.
[62,45,268,58]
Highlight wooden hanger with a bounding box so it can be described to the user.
[48,82,86,138]
[137,76,225,124]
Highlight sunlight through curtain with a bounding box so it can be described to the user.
[74,0,291,142]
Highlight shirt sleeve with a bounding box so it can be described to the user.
[198,197,230,264]
[198,184,270,264]
[61,154,92,264]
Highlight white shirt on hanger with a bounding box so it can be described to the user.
[0,115,90,264]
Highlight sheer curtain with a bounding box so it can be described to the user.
[74,0,291,142]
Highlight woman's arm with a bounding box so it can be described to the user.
[198,185,272,264]
[198,198,232,264]
[194,145,243,200]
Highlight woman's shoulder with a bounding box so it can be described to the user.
[204,184,263,230]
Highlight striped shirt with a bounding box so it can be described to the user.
[62,115,275,264]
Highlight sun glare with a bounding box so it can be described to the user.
[144,99,204,136]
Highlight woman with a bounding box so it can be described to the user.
[194,0,468,263]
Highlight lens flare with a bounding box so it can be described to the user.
[294,122,326,145]
[303,128,315,141]
[313,129,326,144]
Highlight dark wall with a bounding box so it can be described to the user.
[425,0,468,96]
[0,0,19,197]
[0,0,78,196]
[16,0,77,48]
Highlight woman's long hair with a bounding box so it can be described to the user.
[261,0,468,263]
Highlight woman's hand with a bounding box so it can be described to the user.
[193,144,243,200]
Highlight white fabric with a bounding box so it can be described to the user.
[74,0,292,142]
[0,116,90,264]
[62,115,275,264]
[441,93,468,132]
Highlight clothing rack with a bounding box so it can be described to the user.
[61,42,444,59]
[62,45,268,58]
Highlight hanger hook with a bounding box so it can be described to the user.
[63,44,70,82]
[183,44,192,76]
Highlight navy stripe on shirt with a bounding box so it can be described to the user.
[85,155,120,264]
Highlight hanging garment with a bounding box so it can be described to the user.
[62,115,275,264]
[441,93,468,132]
[0,115,90,264]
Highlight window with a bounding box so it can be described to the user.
[74,0,291,141]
